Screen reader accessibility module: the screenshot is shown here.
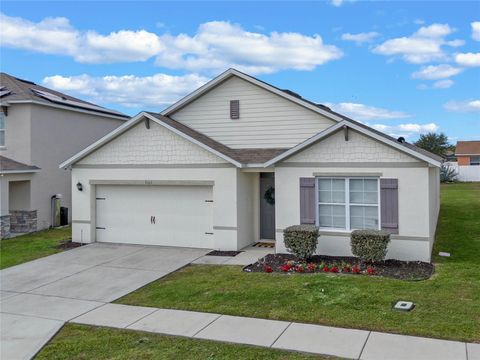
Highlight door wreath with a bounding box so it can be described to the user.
[264,186,275,205]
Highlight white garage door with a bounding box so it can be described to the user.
[95,185,213,248]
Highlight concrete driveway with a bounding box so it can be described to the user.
[0,243,208,360]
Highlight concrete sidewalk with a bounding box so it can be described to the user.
[70,303,480,360]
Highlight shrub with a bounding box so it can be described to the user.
[440,164,458,183]
[283,225,319,261]
[350,229,391,263]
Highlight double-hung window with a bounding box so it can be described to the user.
[317,177,380,231]
[0,111,5,147]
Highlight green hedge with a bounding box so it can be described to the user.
[283,225,319,261]
[351,230,391,263]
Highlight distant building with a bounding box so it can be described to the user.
[455,141,480,166]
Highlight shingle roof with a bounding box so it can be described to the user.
[0,72,128,118]
[145,112,288,164]
[455,141,480,155]
[0,155,40,173]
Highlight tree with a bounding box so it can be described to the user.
[414,132,453,157]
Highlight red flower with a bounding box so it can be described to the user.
[264,264,273,273]
[343,267,351,273]
[331,266,339,273]
[367,266,375,275]
[295,265,304,273]
[280,264,291,272]
[323,266,330,272]
[352,266,361,274]
[307,263,316,272]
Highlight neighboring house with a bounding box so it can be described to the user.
[0,73,129,238]
[455,141,480,166]
[61,69,442,261]
[448,141,480,182]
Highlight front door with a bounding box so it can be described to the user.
[260,173,275,239]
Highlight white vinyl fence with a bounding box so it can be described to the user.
[445,162,480,182]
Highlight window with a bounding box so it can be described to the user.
[0,111,5,147]
[317,177,379,231]
[470,156,480,166]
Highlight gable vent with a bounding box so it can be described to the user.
[230,100,240,119]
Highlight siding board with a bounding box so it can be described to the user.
[171,76,335,148]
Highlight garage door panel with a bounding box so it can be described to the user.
[95,185,213,248]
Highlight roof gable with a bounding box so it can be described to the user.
[77,119,229,166]
[60,113,243,168]
[161,68,344,122]
[265,121,442,167]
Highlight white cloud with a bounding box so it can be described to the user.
[455,52,480,67]
[370,123,439,139]
[80,30,164,63]
[414,19,425,25]
[325,102,411,121]
[432,79,454,89]
[0,13,163,63]
[330,0,356,7]
[472,21,480,41]
[42,73,209,108]
[444,100,480,113]
[411,64,463,80]
[0,13,343,74]
[341,32,379,44]
[155,21,343,74]
[372,23,462,63]
[0,13,79,56]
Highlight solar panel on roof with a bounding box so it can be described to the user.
[30,88,125,116]
[0,86,12,98]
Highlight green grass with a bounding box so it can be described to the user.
[37,323,335,360]
[118,183,480,342]
[0,226,72,269]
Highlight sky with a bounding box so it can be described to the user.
[1,0,479,143]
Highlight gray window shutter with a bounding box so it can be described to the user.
[230,100,240,119]
[300,177,316,225]
[380,178,399,234]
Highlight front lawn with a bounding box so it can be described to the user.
[37,324,333,360]
[0,226,72,269]
[118,183,480,342]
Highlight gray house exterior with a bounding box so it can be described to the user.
[0,73,128,238]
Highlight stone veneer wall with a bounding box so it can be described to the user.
[9,210,37,234]
[0,215,10,239]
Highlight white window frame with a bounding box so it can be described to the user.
[0,111,5,147]
[315,176,381,232]
[470,156,480,166]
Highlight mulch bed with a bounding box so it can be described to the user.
[54,239,85,250]
[206,250,243,257]
[243,253,434,280]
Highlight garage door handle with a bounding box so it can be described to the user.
[151,216,156,224]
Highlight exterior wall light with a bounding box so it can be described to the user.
[76,182,83,191]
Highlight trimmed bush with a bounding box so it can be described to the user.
[351,230,391,263]
[283,225,319,261]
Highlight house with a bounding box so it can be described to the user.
[450,141,480,181]
[0,73,129,238]
[455,141,480,166]
[60,69,442,262]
